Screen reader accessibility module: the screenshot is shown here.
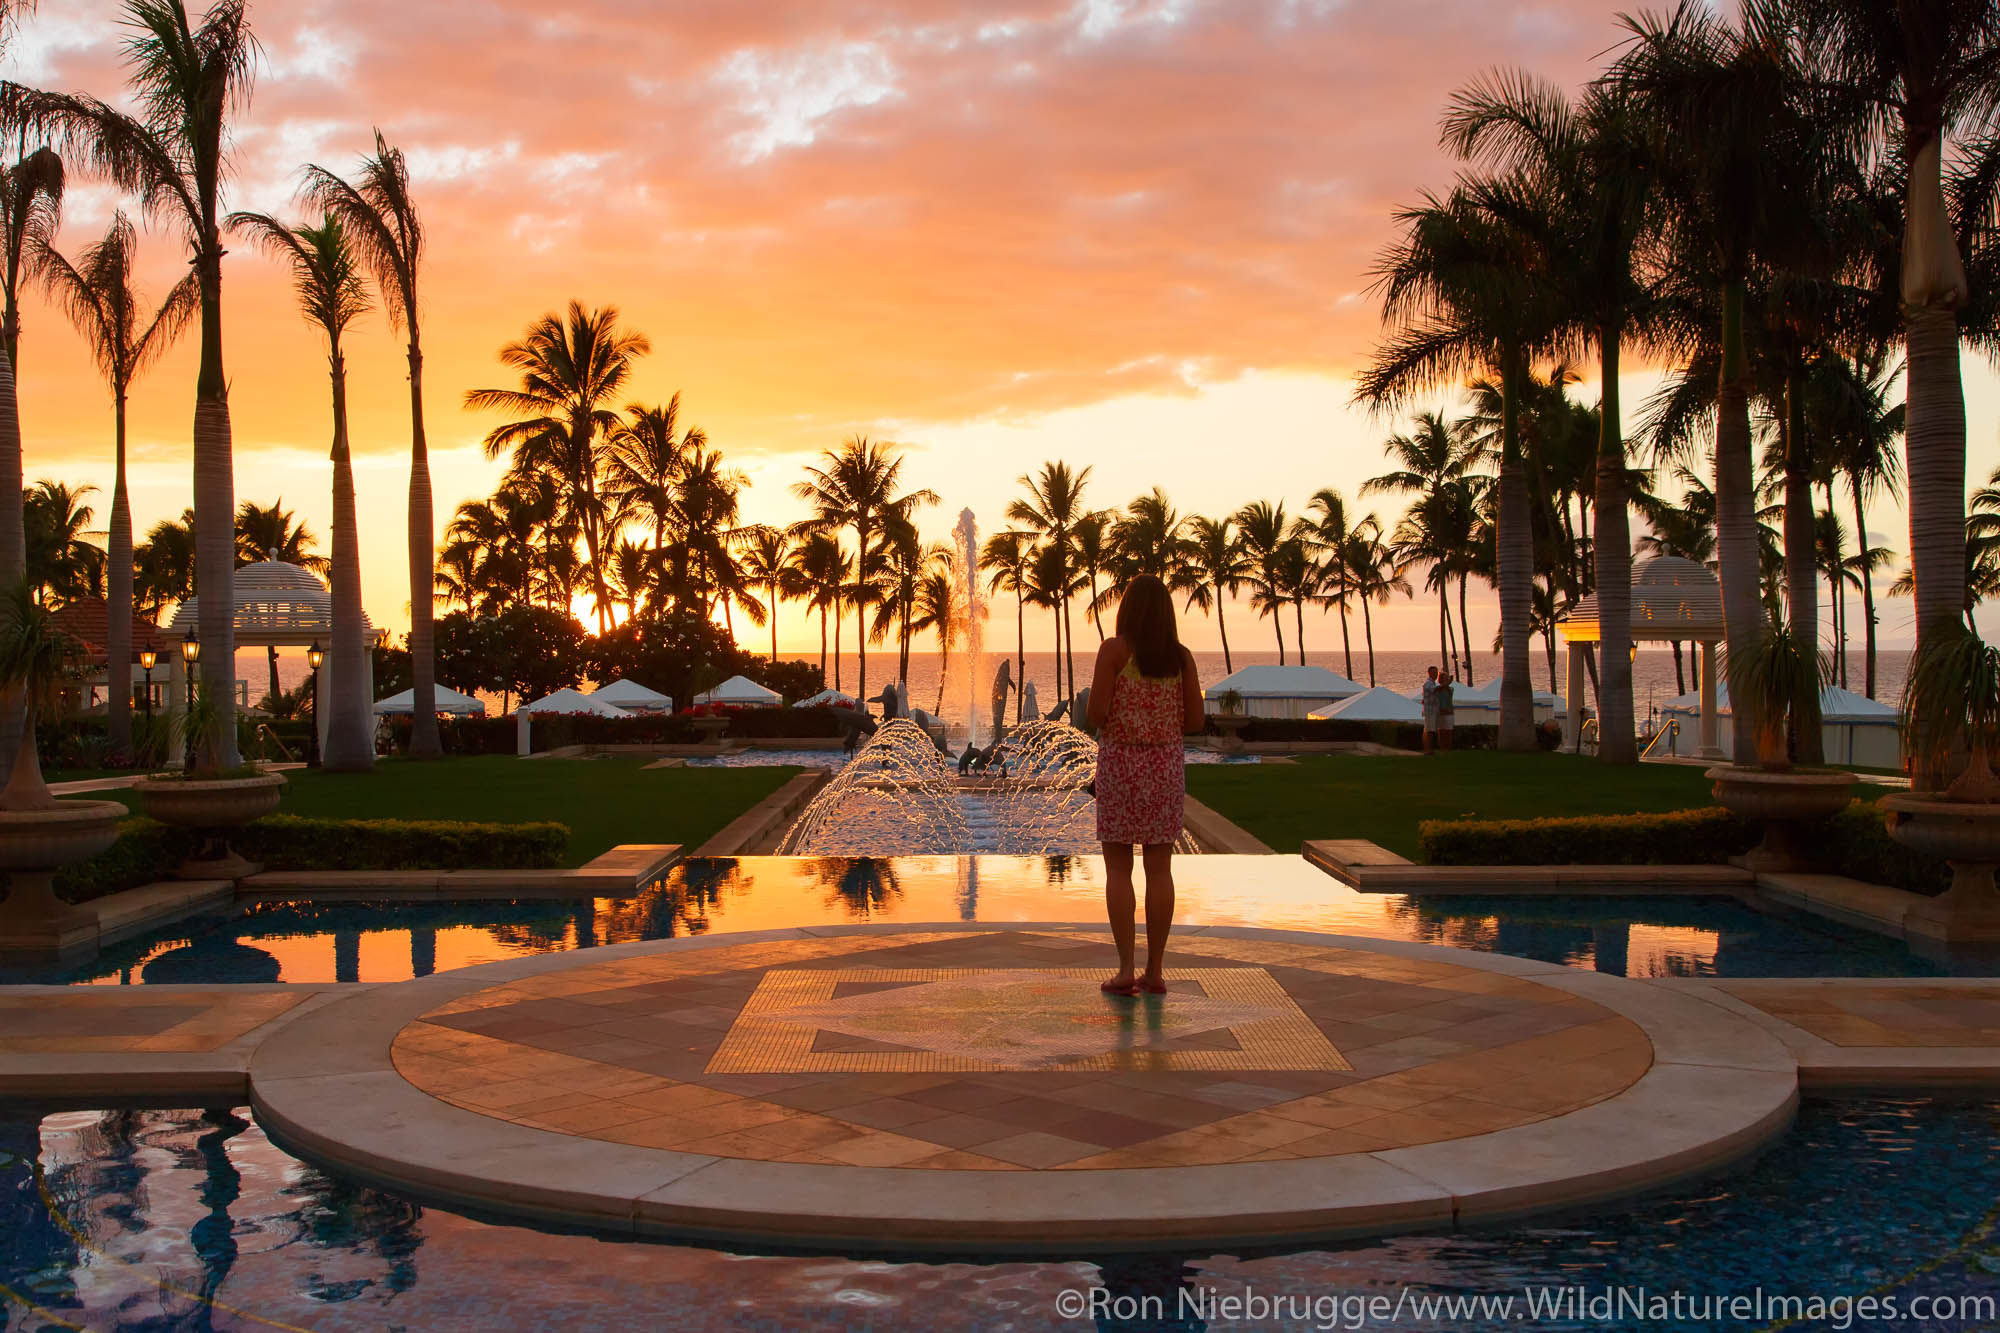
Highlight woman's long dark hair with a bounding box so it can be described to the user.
[1115,574,1182,678]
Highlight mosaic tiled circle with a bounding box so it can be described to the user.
[391,931,1652,1171]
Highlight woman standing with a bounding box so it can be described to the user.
[1086,574,1205,996]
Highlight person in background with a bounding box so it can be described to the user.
[1085,574,1205,997]
[1437,671,1456,752]
[1421,665,1440,756]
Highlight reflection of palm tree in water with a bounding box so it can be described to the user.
[0,1107,81,1312]
[189,1108,250,1331]
[819,858,904,918]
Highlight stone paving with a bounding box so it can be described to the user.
[393,930,1649,1170]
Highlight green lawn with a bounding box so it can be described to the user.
[87,756,801,867]
[1189,752,1782,859]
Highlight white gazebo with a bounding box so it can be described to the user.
[1559,556,1725,757]
[374,686,486,716]
[165,558,376,760]
[1309,685,1424,724]
[695,675,782,707]
[516,686,631,756]
[1660,682,1903,768]
[1204,665,1362,719]
[1447,676,1565,725]
[591,678,673,712]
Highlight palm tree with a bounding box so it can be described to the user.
[790,531,849,688]
[1175,515,1249,676]
[228,211,373,770]
[22,0,259,771]
[792,437,936,703]
[604,396,703,615]
[1234,500,1292,662]
[1071,510,1113,640]
[23,480,101,604]
[1793,0,1999,672]
[1345,523,1411,686]
[31,210,194,761]
[134,509,195,618]
[1616,3,1816,766]
[0,143,60,377]
[1111,488,1186,582]
[465,302,649,634]
[302,132,441,757]
[1006,461,1091,705]
[1302,488,1363,679]
[606,538,653,623]
[979,529,1034,724]
[1358,170,1556,746]
[1272,532,1320,665]
[738,525,796,663]
[1445,75,1657,761]
[1823,353,1904,697]
[907,566,961,713]
[1364,411,1482,672]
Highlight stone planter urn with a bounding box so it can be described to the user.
[0,800,124,954]
[135,772,287,880]
[1706,765,1855,872]
[1211,714,1249,754]
[691,715,731,746]
[1880,794,2000,943]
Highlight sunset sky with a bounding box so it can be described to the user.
[9,0,1999,658]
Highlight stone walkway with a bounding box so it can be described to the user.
[9,925,2000,1251]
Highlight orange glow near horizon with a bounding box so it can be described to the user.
[11,1,2000,659]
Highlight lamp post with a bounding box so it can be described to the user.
[306,640,324,768]
[180,629,200,774]
[138,647,158,759]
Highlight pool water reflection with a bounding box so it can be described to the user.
[3,1099,1996,1331]
[5,855,1967,986]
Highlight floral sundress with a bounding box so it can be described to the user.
[1094,656,1185,845]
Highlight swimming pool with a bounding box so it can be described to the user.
[3,854,1972,986]
[3,1097,1994,1331]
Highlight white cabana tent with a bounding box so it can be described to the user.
[591,678,673,712]
[374,685,485,716]
[1309,686,1423,723]
[519,687,630,718]
[1659,683,1903,768]
[794,688,860,709]
[1446,677,1565,724]
[695,675,782,707]
[516,686,629,756]
[1204,665,1362,719]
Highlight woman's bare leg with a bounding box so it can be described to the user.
[1103,841,1137,985]
[1140,843,1175,985]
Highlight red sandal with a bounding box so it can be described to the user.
[1099,976,1141,997]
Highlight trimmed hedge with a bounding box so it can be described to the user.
[384,707,849,756]
[55,814,569,905]
[1416,799,1952,895]
[1419,806,1757,866]
[1819,802,1952,896]
[1213,717,1562,752]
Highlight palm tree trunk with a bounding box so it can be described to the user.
[1672,641,1685,696]
[768,591,779,662]
[832,590,842,692]
[1824,478,1845,687]
[1715,279,1763,767]
[324,344,373,772]
[1061,579,1077,707]
[1337,577,1354,680]
[854,523,869,702]
[405,338,442,759]
[107,393,134,762]
[1851,477,1878,698]
[1272,602,1285,663]
[1902,129,1970,675]
[1594,328,1636,765]
[1496,358,1535,750]
[1360,594,1376,685]
[818,603,827,680]
[1293,598,1306,665]
[193,240,240,771]
[1464,572,1480,684]
[1214,580,1233,676]
[1438,580,1450,671]
[1780,367,1823,765]
[1014,589,1025,725]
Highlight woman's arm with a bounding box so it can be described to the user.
[1180,646,1205,733]
[1086,638,1128,730]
